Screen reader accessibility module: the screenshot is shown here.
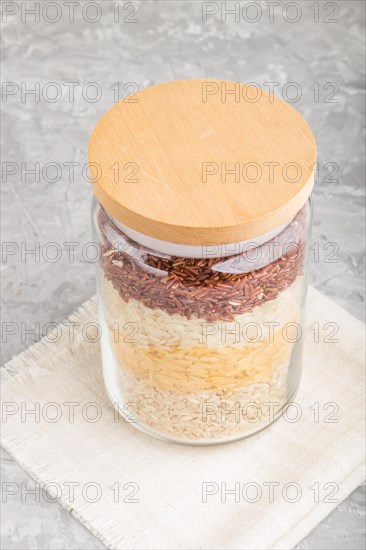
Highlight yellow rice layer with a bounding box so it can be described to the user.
[109,324,296,394]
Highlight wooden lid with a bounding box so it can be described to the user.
[89,79,316,245]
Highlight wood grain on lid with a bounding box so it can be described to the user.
[88,79,316,245]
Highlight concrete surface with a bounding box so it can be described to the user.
[1,0,365,548]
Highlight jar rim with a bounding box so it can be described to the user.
[105,207,296,259]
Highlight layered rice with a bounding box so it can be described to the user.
[99,274,303,440]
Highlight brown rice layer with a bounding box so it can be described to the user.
[98,206,307,323]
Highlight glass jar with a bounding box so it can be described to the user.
[92,199,311,444]
[88,79,316,445]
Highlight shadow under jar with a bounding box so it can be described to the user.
[89,79,316,445]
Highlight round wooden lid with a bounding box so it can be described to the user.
[89,79,316,245]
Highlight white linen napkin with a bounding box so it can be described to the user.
[1,286,365,550]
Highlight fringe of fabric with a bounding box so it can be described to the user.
[1,296,98,382]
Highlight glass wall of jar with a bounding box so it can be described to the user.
[92,198,311,445]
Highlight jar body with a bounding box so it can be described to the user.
[92,199,311,445]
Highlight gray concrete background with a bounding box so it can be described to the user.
[1,0,365,548]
